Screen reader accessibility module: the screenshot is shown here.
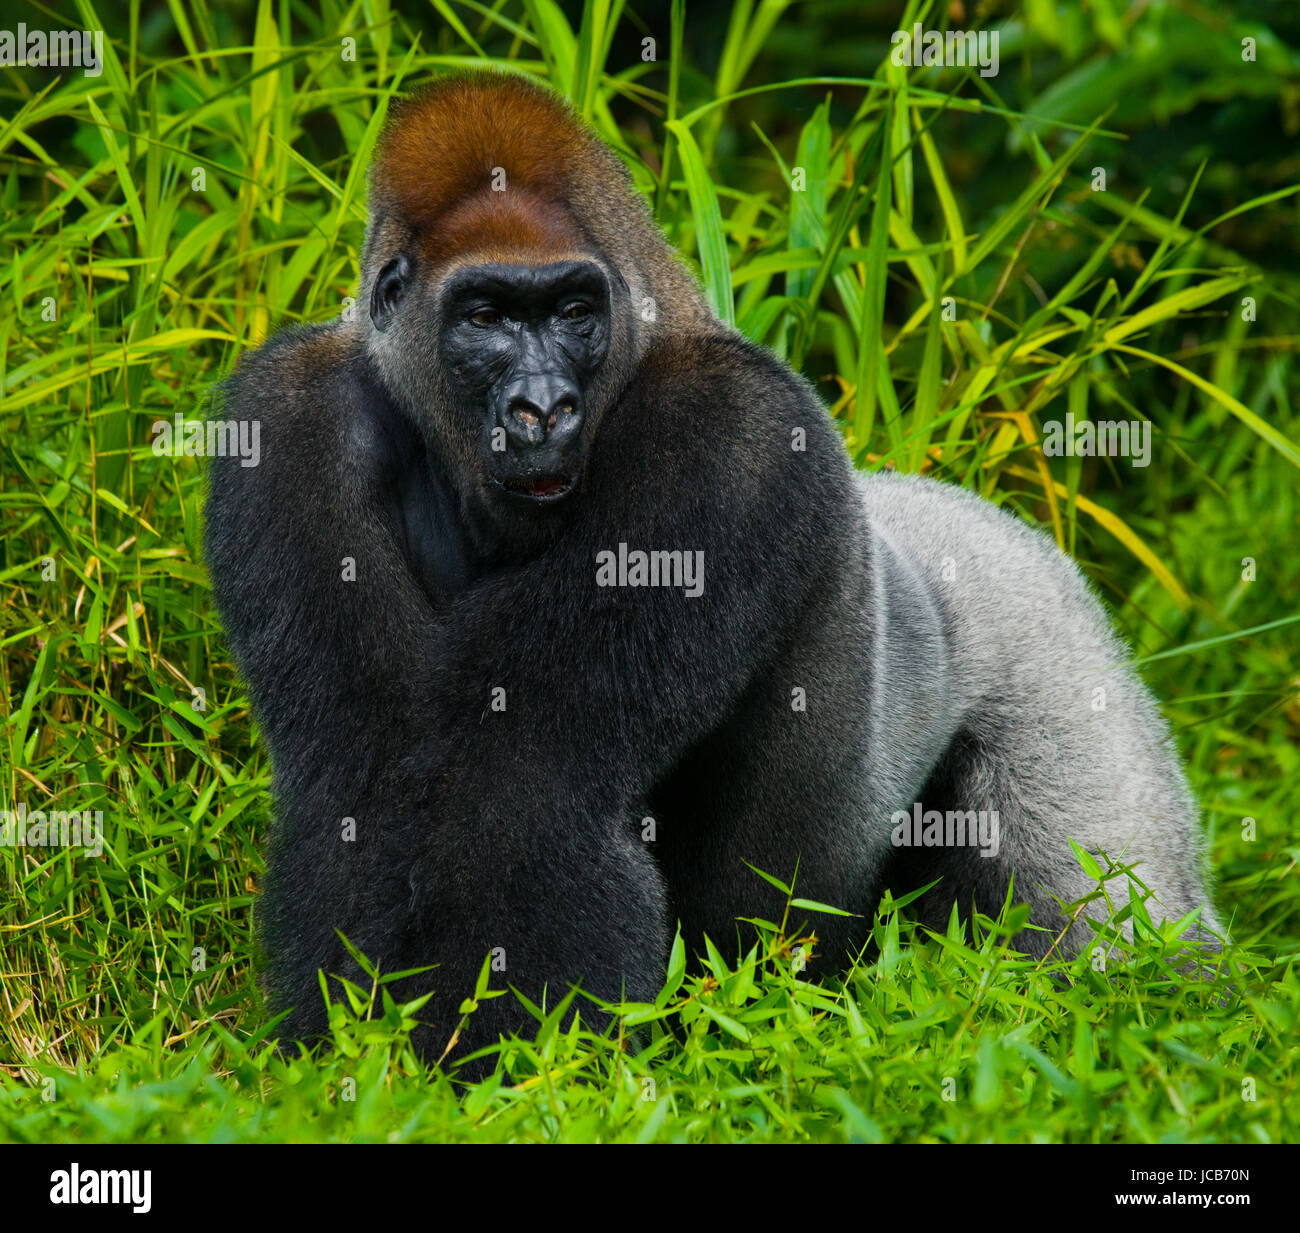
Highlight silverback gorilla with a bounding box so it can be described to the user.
[204,72,1221,1066]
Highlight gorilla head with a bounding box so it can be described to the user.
[354,75,706,550]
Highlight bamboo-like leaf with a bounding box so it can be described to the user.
[1104,275,1252,347]
[956,118,1105,279]
[917,119,967,272]
[854,106,892,444]
[1111,344,1300,470]
[85,97,147,249]
[666,120,735,324]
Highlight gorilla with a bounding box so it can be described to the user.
[204,71,1221,1066]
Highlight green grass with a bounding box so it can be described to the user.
[1,0,1298,1142]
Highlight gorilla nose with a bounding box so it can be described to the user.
[501,377,583,450]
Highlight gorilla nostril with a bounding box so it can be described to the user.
[507,391,578,441]
[510,401,541,430]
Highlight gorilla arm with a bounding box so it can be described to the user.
[391,334,849,1055]
[204,329,463,1046]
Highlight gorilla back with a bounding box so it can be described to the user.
[204,71,1220,1065]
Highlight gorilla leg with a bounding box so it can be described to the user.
[895,718,1223,958]
[858,472,1223,959]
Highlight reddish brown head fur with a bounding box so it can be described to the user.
[373,73,596,268]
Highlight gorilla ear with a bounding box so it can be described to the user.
[370,255,411,332]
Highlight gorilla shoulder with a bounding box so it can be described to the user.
[620,329,848,486]
[214,321,403,489]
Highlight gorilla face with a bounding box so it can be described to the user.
[371,254,613,509]
[441,259,613,505]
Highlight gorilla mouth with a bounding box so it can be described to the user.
[501,475,575,502]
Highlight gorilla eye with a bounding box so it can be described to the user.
[560,302,591,320]
[470,307,502,327]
